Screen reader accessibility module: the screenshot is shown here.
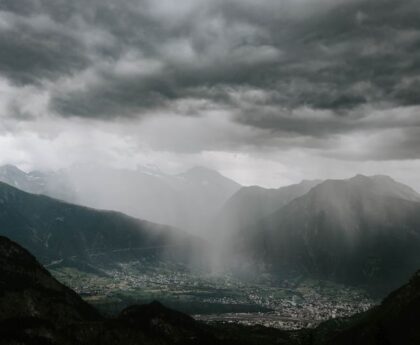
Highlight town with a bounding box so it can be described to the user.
[51,258,375,330]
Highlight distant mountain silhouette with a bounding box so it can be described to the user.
[0,164,75,202]
[217,180,322,239]
[166,166,242,235]
[236,175,420,294]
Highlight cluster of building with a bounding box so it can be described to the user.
[52,261,376,330]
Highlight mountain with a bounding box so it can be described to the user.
[0,235,102,344]
[68,165,241,237]
[0,164,241,238]
[0,235,291,345]
[0,236,100,324]
[168,166,242,234]
[0,164,76,202]
[217,180,322,239]
[0,165,44,193]
[237,175,420,294]
[0,181,203,266]
[309,269,420,345]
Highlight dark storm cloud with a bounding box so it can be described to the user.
[59,0,420,120]
[381,128,420,160]
[1,0,420,158]
[0,4,90,85]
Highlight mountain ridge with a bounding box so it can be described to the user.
[0,164,241,238]
[0,180,204,267]
[236,175,420,294]
[216,179,323,241]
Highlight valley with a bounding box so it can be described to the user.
[0,164,419,343]
[50,259,375,330]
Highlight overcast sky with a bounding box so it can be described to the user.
[0,0,419,189]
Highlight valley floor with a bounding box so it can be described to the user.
[50,259,376,330]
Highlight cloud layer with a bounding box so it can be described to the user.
[0,0,419,181]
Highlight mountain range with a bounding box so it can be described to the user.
[2,164,420,295]
[0,165,241,238]
[234,175,420,294]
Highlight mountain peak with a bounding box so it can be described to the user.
[182,166,223,177]
[0,164,26,175]
[297,179,323,188]
[348,174,420,202]
[349,173,369,181]
[308,174,420,204]
[349,174,394,183]
[178,166,241,188]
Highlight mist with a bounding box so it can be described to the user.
[1,160,419,276]
[0,163,245,273]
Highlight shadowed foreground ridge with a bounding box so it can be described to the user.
[0,235,101,344]
[1,234,420,345]
[0,236,101,323]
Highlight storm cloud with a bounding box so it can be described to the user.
[0,0,420,171]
